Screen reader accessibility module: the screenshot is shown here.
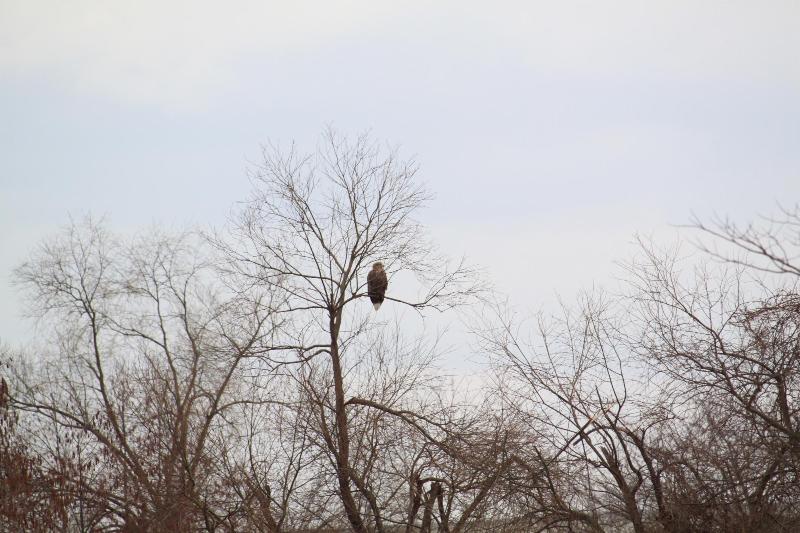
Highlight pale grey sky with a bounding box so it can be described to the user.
[2,1,799,348]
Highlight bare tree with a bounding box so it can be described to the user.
[218,129,486,532]
[478,208,800,531]
[477,293,687,533]
[9,220,294,531]
[625,219,800,531]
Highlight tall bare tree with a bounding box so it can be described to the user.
[218,129,485,532]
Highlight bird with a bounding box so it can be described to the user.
[367,262,388,310]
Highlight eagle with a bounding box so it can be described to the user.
[367,262,388,310]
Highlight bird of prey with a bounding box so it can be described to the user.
[367,262,388,310]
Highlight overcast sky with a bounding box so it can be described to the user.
[2,1,799,349]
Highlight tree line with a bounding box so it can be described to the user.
[2,131,799,532]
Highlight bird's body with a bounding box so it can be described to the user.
[367,262,388,310]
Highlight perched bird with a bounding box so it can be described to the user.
[367,262,388,310]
